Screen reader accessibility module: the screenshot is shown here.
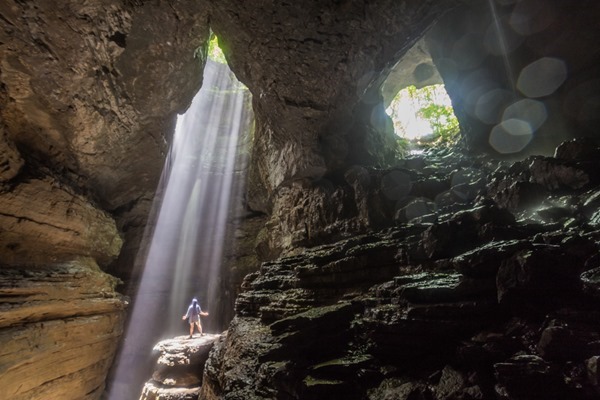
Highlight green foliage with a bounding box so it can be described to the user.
[396,136,410,158]
[387,84,460,146]
[415,85,460,143]
[193,44,207,63]
[208,34,227,64]
[419,102,460,142]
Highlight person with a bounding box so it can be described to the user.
[182,297,209,338]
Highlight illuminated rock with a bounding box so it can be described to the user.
[139,334,220,400]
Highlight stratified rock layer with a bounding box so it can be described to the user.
[0,257,126,399]
[0,177,122,266]
[0,1,210,399]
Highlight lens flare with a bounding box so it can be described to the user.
[502,98,547,131]
[489,118,533,153]
[517,57,567,98]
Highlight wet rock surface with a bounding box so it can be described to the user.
[203,139,600,400]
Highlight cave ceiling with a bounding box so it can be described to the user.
[0,0,463,268]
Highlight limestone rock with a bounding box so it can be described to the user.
[0,123,23,182]
[0,257,126,400]
[381,36,443,107]
[554,137,600,161]
[0,0,210,282]
[0,2,210,398]
[488,179,548,212]
[368,379,433,400]
[496,247,584,305]
[421,203,515,259]
[139,334,220,400]
[3,0,600,399]
[494,355,566,400]
[0,177,122,266]
[201,138,600,400]
[209,0,459,198]
[580,267,600,298]
[586,356,600,387]
[537,320,600,362]
[529,157,593,191]
[451,240,529,278]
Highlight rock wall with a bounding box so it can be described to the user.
[3,0,600,399]
[0,257,126,399]
[209,0,600,272]
[0,1,210,399]
[0,0,209,279]
[201,139,600,400]
[209,0,459,212]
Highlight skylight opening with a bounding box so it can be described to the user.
[208,33,227,64]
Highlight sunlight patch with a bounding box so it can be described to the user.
[208,34,227,64]
[385,84,459,142]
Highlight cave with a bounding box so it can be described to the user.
[2,1,600,400]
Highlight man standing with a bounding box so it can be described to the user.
[182,298,209,338]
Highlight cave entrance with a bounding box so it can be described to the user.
[381,38,459,152]
[208,32,227,64]
[385,83,459,144]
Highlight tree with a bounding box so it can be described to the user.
[386,84,460,145]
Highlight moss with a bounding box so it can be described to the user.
[303,376,344,387]
[311,354,373,370]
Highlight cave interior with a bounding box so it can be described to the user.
[1,0,600,399]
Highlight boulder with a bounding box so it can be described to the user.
[139,334,220,400]
[554,137,600,161]
[494,355,566,400]
[528,157,592,191]
[496,247,584,304]
[537,323,600,362]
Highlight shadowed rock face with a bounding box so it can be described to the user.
[203,140,600,400]
[209,0,460,212]
[0,0,209,277]
[426,0,600,157]
[1,0,600,399]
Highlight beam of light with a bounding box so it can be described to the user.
[487,0,516,93]
[106,59,252,400]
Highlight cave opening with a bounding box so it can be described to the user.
[385,83,459,149]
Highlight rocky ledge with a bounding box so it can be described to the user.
[140,334,221,400]
[201,138,600,400]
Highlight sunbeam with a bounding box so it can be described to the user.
[106,59,252,400]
